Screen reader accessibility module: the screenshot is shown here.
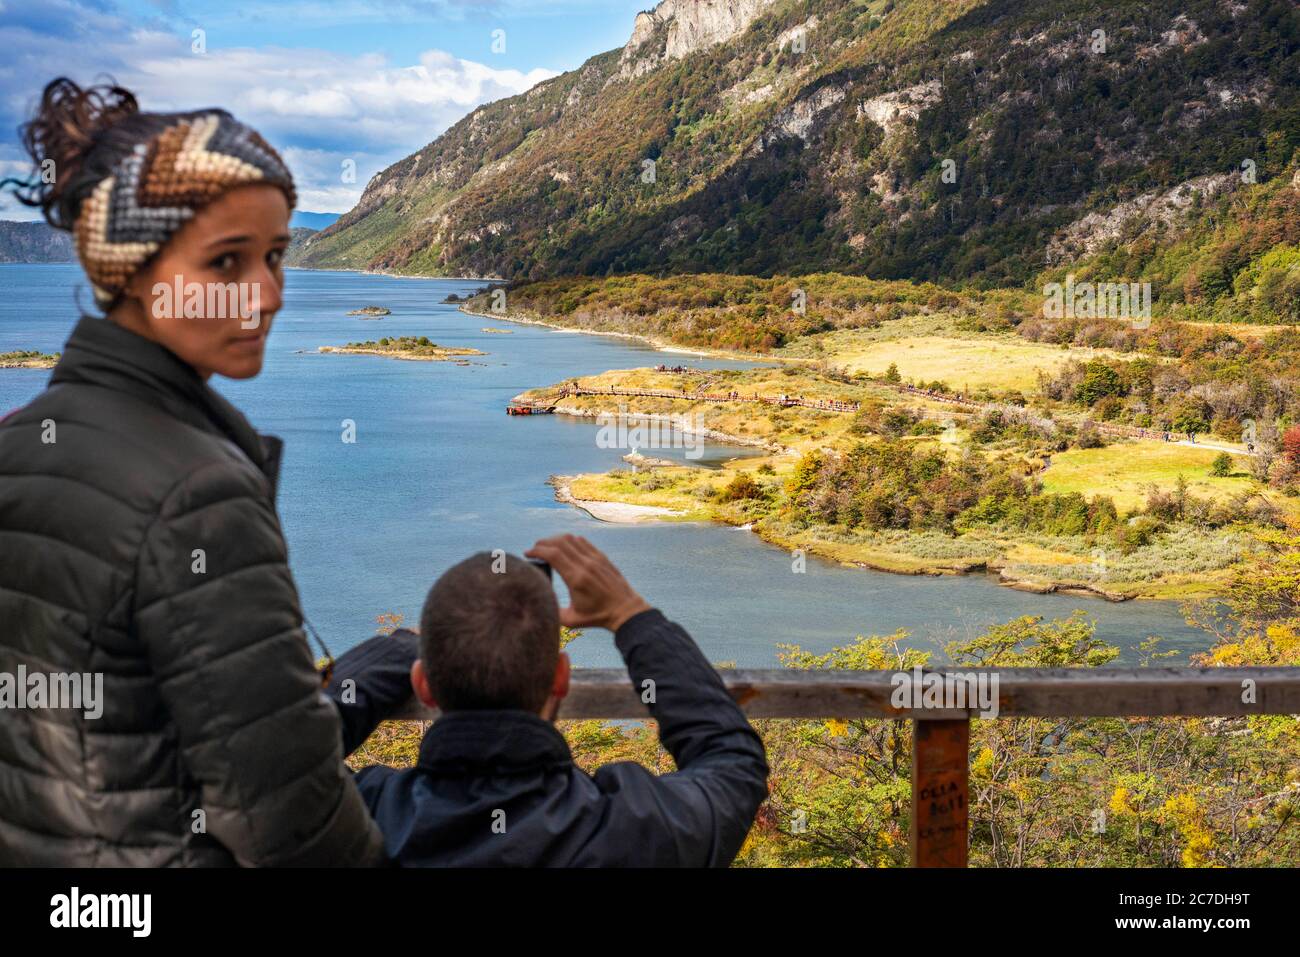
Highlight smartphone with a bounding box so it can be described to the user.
[528,558,553,581]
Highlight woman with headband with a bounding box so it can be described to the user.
[0,78,411,866]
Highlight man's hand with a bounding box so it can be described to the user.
[526,535,651,632]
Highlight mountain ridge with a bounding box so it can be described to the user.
[0,221,74,263]
[289,0,1300,321]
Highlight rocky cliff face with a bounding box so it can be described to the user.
[618,0,781,79]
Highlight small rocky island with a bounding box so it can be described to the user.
[347,306,391,317]
[480,327,513,334]
[0,350,60,369]
[318,336,483,364]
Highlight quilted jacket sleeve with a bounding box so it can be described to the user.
[133,458,386,867]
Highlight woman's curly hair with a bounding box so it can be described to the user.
[2,76,231,232]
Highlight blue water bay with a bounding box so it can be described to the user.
[0,264,1214,665]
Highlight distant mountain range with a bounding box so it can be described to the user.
[0,212,334,263]
[287,0,1300,321]
[289,211,340,231]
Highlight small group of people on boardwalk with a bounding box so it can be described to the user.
[900,384,974,406]
[776,394,859,412]
[1134,427,1192,444]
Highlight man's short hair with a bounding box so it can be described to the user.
[419,552,560,712]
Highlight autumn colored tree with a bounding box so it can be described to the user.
[1283,424,1300,465]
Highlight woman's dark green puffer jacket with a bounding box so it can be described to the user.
[0,315,386,866]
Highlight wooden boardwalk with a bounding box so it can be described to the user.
[511,379,1253,455]
[528,384,861,413]
[893,384,1250,451]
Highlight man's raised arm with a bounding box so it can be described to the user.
[526,535,769,866]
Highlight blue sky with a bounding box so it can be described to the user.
[0,0,651,218]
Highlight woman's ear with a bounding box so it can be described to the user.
[110,264,157,338]
[410,659,437,710]
[123,257,160,308]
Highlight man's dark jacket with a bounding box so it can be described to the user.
[356,609,770,866]
[0,316,386,866]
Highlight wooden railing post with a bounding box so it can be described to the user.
[910,719,970,867]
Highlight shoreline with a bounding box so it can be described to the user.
[458,303,779,363]
[551,477,685,524]
[285,266,505,283]
[724,511,1207,602]
[550,467,1192,599]
[719,511,1161,602]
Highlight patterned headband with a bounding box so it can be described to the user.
[74,112,297,307]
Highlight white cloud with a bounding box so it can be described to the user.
[130,44,556,210]
[279,145,391,213]
[1,5,559,214]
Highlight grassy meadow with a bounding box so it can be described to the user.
[1040,444,1284,513]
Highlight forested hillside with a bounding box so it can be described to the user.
[0,220,73,263]
[292,0,1300,322]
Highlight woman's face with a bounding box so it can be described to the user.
[119,184,291,380]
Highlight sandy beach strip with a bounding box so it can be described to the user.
[551,478,683,524]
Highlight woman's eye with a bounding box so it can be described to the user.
[267,248,284,268]
[209,253,238,271]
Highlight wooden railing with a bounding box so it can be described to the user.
[392,666,1300,867]
[892,385,1245,448]
[533,381,1245,450]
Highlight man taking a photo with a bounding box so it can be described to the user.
[355,534,769,866]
